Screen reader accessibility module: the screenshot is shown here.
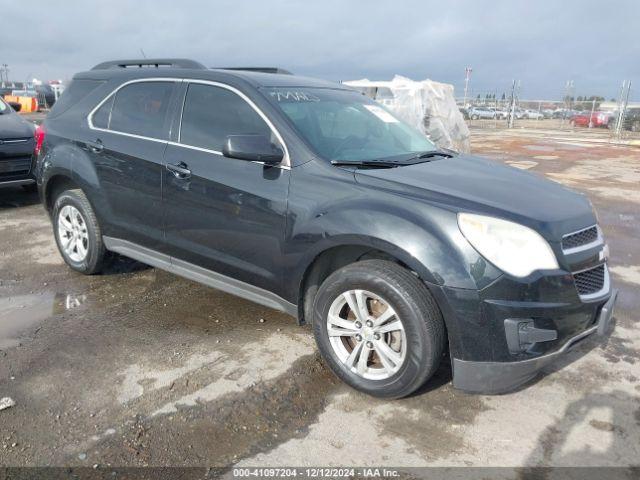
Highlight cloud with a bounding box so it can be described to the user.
[1,0,637,99]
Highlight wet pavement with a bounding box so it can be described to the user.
[0,131,639,467]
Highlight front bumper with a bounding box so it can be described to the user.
[0,140,36,185]
[451,289,617,394]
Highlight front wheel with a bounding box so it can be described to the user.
[312,260,445,398]
[52,189,106,274]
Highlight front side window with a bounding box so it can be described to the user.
[264,87,435,162]
[107,81,174,138]
[180,83,273,152]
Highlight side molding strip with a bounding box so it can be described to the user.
[103,236,297,317]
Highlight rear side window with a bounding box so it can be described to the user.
[48,79,104,118]
[180,83,272,151]
[108,82,174,139]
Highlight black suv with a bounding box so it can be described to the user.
[36,59,616,398]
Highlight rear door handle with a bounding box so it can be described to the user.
[87,140,103,154]
[166,162,191,179]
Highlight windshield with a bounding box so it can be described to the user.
[264,87,436,162]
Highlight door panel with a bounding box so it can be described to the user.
[90,133,166,249]
[163,144,289,294]
[86,80,178,250]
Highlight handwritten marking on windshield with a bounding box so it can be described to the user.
[270,91,320,102]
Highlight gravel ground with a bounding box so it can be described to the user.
[0,129,638,468]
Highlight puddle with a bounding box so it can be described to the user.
[0,293,88,349]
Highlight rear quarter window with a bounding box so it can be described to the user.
[47,79,104,118]
[108,82,175,139]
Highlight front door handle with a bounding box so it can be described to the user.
[166,162,191,179]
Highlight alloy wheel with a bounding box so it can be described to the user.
[57,205,89,262]
[326,289,407,380]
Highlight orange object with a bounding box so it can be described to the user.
[3,95,38,113]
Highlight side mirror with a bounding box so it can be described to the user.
[222,134,284,166]
[8,101,22,112]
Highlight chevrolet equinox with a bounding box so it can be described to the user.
[35,59,617,398]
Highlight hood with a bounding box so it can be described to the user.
[354,154,595,240]
[0,110,35,139]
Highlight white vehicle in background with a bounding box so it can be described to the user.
[524,109,544,120]
[494,108,509,120]
[468,106,496,120]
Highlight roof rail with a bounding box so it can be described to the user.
[216,67,293,75]
[91,58,206,70]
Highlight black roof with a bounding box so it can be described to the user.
[78,58,345,90]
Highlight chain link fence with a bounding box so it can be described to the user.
[458,83,639,142]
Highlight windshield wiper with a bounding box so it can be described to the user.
[401,150,454,162]
[331,150,454,169]
[331,160,403,168]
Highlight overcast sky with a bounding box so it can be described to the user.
[2,0,638,100]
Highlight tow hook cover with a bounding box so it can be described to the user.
[504,319,558,354]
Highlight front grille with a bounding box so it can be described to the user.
[574,264,605,296]
[562,225,598,251]
[0,156,32,179]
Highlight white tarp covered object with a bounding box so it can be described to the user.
[343,75,470,153]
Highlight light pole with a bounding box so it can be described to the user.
[588,98,596,128]
[463,67,472,108]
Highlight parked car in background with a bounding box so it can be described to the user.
[523,109,544,120]
[0,96,36,189]
[468,106,496,119]
[36,58,616,398]
[552,109,575,119]
[35,84,57,108]
[458,107,469,120]
[569,111,610,128]
[494,108,509,120]
[620,108,640,132]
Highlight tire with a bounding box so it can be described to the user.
[52,188,106,274]
[312,260,445,399]
[471,114,478,120]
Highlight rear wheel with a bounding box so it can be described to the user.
[312,260,445,398]
[52,189,106,274]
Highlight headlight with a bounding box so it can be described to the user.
[458,213,559,277]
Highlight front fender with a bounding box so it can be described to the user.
[286,181,502,301]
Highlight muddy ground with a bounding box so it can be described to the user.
[0,129,639,468]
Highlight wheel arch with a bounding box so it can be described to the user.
[43,174,79,212]
[296,238,438,326]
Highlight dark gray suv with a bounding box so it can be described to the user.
[36,59,616,398]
